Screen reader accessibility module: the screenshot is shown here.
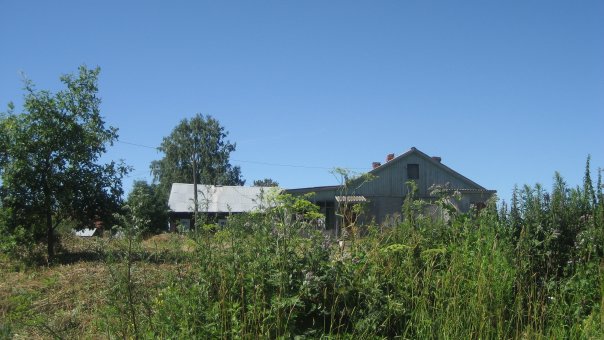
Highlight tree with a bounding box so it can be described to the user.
[125,181,168,234]
[0,66,128,261]
[151,114,244,225]
[253,178,279,187]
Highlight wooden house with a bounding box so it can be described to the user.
[286,147,496,233]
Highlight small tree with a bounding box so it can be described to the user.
[126,181,168,234]
[0,66,128,261]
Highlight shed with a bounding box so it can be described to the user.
[168,184,274,230]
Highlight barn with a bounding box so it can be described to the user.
[167,184,274,230]
[286,147,496,233]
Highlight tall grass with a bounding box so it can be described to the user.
[96,164,604,338]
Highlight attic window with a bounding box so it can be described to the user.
[407,164,419,179]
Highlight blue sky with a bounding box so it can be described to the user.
[1,0,603,204]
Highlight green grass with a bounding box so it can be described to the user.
[1,189,603,339]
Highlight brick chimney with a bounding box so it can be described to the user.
[372,162,381,169]
[432,156,442,163]
[386,153,395,162]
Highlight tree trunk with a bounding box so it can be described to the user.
[46,210,54,262]
[42,165,55,262]
[44,185,54,262]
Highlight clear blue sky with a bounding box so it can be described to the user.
[1,0,603,204]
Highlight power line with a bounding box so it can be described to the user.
[231,159,338,170]
[116,139,367,171]
[117,140,158,149]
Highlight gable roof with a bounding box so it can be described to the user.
[287,147,495,196]
[368,147,494,192]
[168,184,274,213]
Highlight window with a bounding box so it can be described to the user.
[407,164,419,179]
[179,219,191,231]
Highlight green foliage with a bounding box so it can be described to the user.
[98,159,602,338]
[5,159,601,338]
[125,180,168,234]
[100,231,150,338]
[150,114,244,199]
[331,167,377,239]
[0,66,129,260]
[253,178,279,187]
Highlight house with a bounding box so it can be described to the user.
[286,147,496,233]
[167,183,273,230]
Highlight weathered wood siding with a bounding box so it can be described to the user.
[287,148,495,229]
[450,192,495,212]
[351,153,482,198]
[364,196,404,225]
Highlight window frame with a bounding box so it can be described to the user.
[407,163,419,179]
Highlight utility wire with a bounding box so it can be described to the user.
[117,140,158,149]
[116,139,367,171]
[231,159,335,170]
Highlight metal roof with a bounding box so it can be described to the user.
[168,183,275,213]
[286,185,341,193]
[335,195,367,203]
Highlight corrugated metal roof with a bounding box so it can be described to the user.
[168,183,275,213]
[335,195,367,203]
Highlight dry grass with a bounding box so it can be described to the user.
[1,262,108,338]
[0,233,189,339]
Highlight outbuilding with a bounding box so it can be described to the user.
[167,184,273,230]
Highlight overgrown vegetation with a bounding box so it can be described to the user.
[1,161,602,338]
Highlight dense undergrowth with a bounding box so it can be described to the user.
[1,167,603,338]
